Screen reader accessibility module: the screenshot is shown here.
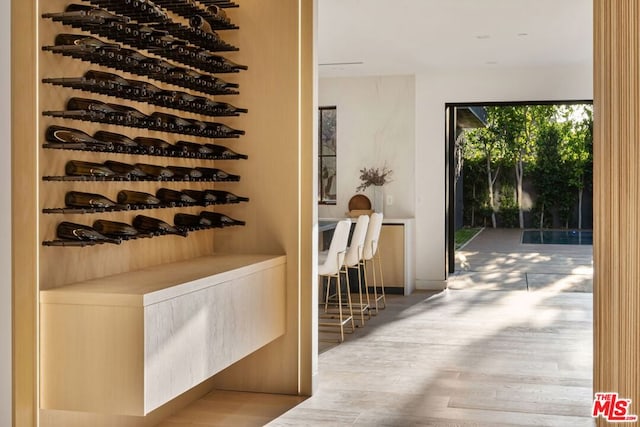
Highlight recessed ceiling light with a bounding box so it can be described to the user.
[486,61,498,65]
[476,34,491,40]
[517,32,529,37]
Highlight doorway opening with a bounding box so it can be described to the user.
[445,101,593,290]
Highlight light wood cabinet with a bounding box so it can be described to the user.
[40,254,286,416]
[372,224,405,292]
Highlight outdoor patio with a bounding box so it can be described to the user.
[451,228,593,293]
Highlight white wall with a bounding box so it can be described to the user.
[318,75,415,219]
[415,64,593,288]
[0,0,11,422]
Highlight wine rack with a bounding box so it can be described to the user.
[43,44,240,96]
[43,74,247,118]
[43,102,245,138]
[41,0,247,249]
[42,211,246,247]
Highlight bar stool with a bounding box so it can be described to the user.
[340,214,370,326]
[318,219,354,342]
[363,212,386,314]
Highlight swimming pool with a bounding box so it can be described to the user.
[522,230,593,245]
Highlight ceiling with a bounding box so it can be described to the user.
[318,0,593,77]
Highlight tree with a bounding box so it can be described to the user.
[499,105,556,228]
[560,105,593,229]
[463,111,507,228]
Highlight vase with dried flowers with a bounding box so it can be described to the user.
[356,166,392,214]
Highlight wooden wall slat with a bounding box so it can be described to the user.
[594,1,640,425]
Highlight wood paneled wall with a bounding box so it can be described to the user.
[12,0,314,425]
[593,1,640,424]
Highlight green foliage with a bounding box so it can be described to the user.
[497,183,519,227]
[455,227,482,249]
[461,104,593,229]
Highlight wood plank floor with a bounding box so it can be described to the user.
[159,287,594,426]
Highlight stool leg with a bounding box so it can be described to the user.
[343,269,355,332]
[324,276,331,313]
[336,273,345,342]
[370,257,380,314]
[355,265,367,325]
[376,249,386,309]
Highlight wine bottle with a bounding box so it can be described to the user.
[93,131,140,151]
[204,144,248,160]
[197,51,248,72]
[202,100,248,116]
[117,190,161,206]
[166,166,203,180]
[124,79,164,99]
[65,191,122,209]
[200,211,246,227]
[103,161,147,178]
[175,140,212,155]
[203,190,249,204]
[54,34,120,50]
[43,5,130,25]
[196,167,240,181]
[57,221,121,244]
[190,15,219,36]
[45,126,114,151]
[181,189,217,204]
[105,103,150,126]
[65,160,116,177]
[204,5,230,25]
[133,137,173,154]
[92,220,139,237]
[134,163,174,179]
[156,188,197,204]
[199,121,245,138]
[150,112,194,132]
[67,97,119,115]
[174,213,212,228]
[132,215,187,237]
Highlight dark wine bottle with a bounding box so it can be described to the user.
[133,137,172,154]
[65,160,116,177]
[54,34,120,50]
[105,103,150,126]
[45,126,114,150]
[181,189,217,204]
[156,188,197,204]
[56,221,121,244]
[197,51,248,72]
[43,4,130,24]
[93,131,139,150]
[65,191,121,209]
[150,112,194,132]
[117,190,161,206]
[175,141,212,155]
[205,5,230,24]
[103,161,147,178]
[132,215,187,237]
[195,167,240,181]
[203,190,249,204]
[92,220,139,237]
[204,144,248,160]
[166,166,203,180]
[190,15,218,35]
[134,163,175,179]
[174,213,212,228]
[200,211,246,227]
[67,97,119,115]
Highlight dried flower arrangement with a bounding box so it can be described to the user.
[356,166,393,192]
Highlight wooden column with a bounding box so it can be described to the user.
[594,1,640,424]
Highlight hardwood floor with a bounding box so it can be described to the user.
[161,287,594,426]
